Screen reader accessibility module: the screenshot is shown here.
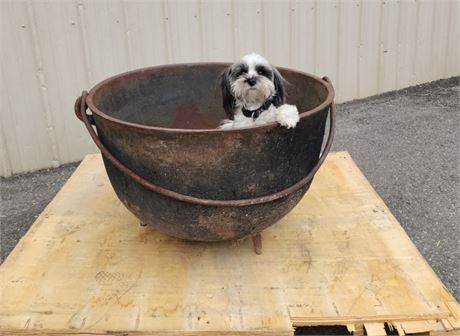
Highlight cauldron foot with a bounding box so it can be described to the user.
[252,233,262,255]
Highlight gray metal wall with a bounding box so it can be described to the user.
[1,0,458,176]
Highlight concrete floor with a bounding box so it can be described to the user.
[1,77,459,305]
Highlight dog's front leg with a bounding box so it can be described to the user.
[275,104,300,128]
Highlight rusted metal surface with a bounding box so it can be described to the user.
[75,63,335,241]
[252,233,263,255]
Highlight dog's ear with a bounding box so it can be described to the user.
[272,68,286,107]
[218,68,235,120]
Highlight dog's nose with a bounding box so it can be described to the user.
[246,77,256,86]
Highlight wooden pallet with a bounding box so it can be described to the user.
[0,152,458,336]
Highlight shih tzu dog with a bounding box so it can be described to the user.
[218,53,299,129]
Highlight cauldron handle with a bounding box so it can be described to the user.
[74,94,94,125]
[74,83,335,207]
[306,76,336,181]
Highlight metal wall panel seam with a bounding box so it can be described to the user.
[162,0,173,63]
[261,0,266,56]
[357,0,362,100]
[0,0,457,176]
[0,128,12,177]
[198,0,207,61]
[377,0,386,93]
[122,0,134,70]
[76,1,93,86]
[413,0,421,85]
[394,0,401,90]
[0,107,12,177]
[26,0,60,168]
[428,0,437,81]
[313,0,318,75]
[230,0,237,60]
[444,0,454,78]
[288,0,293,68]
[395,0,402,90]
[335,0,342,102]
[0,63,14,176]
[451,0,460,74]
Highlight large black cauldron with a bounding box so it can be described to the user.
[75,63,335,242]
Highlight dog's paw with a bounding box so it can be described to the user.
[276,104,300,129]
[218,119,235,129]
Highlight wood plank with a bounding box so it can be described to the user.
[364,322,386,336]
[400,320,438,334]
[0,152,459,335]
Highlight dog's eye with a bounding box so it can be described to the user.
[256,66,272,78]
[233,64,248,78]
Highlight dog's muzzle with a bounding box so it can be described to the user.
[246,77,257,87]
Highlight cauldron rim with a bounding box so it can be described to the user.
[86,62,335,133]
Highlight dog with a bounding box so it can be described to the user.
[218,53,299,129]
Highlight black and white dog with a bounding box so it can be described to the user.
[218,53,299,129]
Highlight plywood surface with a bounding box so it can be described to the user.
[0,152,458,335]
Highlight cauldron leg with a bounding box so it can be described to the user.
[252,233,262,255]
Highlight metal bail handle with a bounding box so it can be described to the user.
[75,79,335,207]
[74,93,94,125]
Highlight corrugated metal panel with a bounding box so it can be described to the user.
[379,0,400,93]
[446,0,459,77]
[1,1,56,175]
[396,0,418,89]
[337,0,360,102]
[1,0,458,176]
[200,0,234,61]
[233,0,264,57]
[359,0,381,98]
[414,0,435,84]
[290,0,316,73]
[315,0,339,90]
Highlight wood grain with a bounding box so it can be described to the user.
[0,152,458,335]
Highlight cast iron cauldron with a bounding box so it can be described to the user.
[75,63,335,243]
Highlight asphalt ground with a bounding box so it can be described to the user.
[1,77,458,313]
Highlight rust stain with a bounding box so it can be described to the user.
[75,65,335,243]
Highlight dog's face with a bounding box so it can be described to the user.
[219,53,286,119]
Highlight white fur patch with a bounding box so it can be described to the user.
[275,104,300,129]
[219,53,300,130]
[218,104,299,129]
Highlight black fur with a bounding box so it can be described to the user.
[255,64,272,79]
[272,68,286,107]
[219,62,287,119]
[218,68,236,120]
